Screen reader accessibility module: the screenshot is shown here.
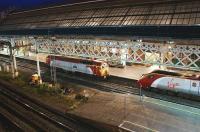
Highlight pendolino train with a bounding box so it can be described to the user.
[138,70,200,96]
[46,55,109,78]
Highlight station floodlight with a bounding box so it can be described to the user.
[28,36,34,39]
[51,37,56,41]
[167,41,174,44]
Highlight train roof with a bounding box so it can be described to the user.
[47,55,106,65]
[151,70,182,76]
[150,70,200,80]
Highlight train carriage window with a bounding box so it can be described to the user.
[81,60,93,65]
[192,82,197,87]
[151,70,181,76]
[73,65,77,69]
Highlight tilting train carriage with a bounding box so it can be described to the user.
[46,55,109,78]
[138,70,200,96]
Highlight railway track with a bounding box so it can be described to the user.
[0,87,72,131]
[0,56,139,95]
[0,112,24,131]
[0,55,200,109]
[47,71,200,108]
[56,71,140,95]
[0,83,103,132]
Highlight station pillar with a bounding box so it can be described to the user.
[13,53,18,77]
[35,39,42,84]
[9,39,18,78]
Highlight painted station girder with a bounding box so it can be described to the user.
[1,37,199,71]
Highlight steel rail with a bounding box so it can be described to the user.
[0,112,24,132]
[0,95,47,131]
[0,55,200,109]
[0,87,75,132]
[0,78,103,131]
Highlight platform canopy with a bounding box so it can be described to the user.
[0,0,200,39]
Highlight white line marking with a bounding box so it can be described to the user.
[120,126,136,132]
[119,120,159,132]
[143,97,200,116]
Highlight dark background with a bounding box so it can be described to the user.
[0,0,182,11]
[0,0,92,11]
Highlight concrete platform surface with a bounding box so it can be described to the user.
[109,65,157,80]
[18,53,200,80]
[70,92,200,132]
[0,51,199,80]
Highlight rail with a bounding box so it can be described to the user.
[0,81,104,131]
[0,54,200,109]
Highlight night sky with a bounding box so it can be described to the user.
[0,0,90,11]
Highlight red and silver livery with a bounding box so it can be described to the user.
[138,70,200,96]
[46,55,109,78]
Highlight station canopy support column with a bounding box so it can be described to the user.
[10,38,18,78]
[0,37,18,78]
[33,38,42,84]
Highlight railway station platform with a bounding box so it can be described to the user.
[0,51,198,81]
[110,64,199,80]
[110,65,161,80]
[23,52,158,80]
[24,53,157,80]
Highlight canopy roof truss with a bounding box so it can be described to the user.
[0,1,200,30]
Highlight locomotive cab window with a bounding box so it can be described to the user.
[101,64,105,69]
[82,60,93,65]
[147,74,154,79]
[101,63,108,69]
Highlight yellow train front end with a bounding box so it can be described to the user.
[100,62,109,79]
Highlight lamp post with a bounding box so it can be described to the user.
[10,38,18,78]
[34,38,42,84]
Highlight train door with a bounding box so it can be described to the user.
[190,80,199,95]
